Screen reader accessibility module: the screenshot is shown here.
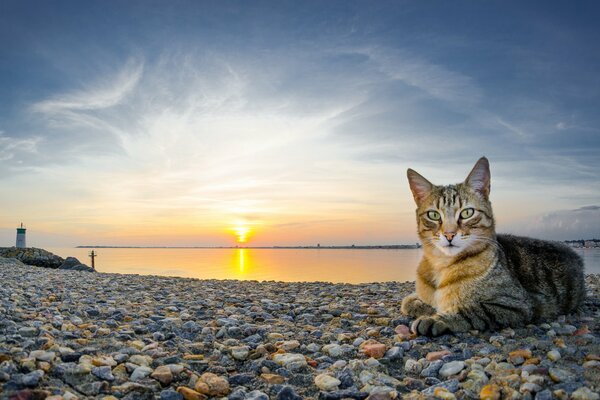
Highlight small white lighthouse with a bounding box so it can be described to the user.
[16,223,26,248]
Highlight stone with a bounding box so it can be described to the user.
[261,373,285,384]
[323,344,344,358]
[384,347,403,360]
[548,367,575,383]
[571,387,600,400]
[547,350,561,361]
[29,351,55,362]
[315,373,341,391]
[160,389,184,400]
[421,379,460,395]
[176,387,207,400]
[273,353,307,370]
[508,349,532,365]
[433,387,457,400]
[230,346,250,361]
[130,366,153,381]
[479,383,501,400]
[420,360,443,378]
[276,386,303,400]
[151,365,173,385]
[426,350,451,361]
[22,370,44,387]
[404,359,422,375]
[91,366,115,381]
[246,390,269,400]
[360,341,386,359]
[438,361,465,378]
[194,372,230,397]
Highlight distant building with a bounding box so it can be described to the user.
[16,223,26,248]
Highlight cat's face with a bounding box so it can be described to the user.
[407,157,495,257]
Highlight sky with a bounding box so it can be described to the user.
[0,0,599,247]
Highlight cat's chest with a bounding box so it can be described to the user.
[429,254,497,312]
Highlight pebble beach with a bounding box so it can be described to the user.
[1,257,599,400]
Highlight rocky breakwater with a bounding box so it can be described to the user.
[0,259,599,400]
[0,247,93,272]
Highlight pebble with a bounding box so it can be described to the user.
[0,259,598,400]
[571,387,600,400]
[314,373,341,391]
[194,372,230,397]
[438,361,465,378]
[151,365,174,385]
[547,349,561,361]
[548,367,576,383]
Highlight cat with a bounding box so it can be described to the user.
[401,157,585,336]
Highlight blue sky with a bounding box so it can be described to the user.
[0,1,599,246]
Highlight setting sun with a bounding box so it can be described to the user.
[233,225,251,243]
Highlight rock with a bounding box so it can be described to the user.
[151,365,173,385]
[421,360,443,377]
[438,361,465,378]
[384,346,403,360]
[323,344,344,358]
[276,386,303,400]
[508,349,532,365]
[21,370,44,387]
[479,383,501,400]
[160,389,184,400]
[91,366,115,381]
[360,340,386,359]
[421,379,460,395]
[433,387,457,400]
[426,350,451,361]
[273,353,307,370]
[176,387,207,400]
[130,366,153,381]
[29,351,55,362]
[571,387,600,400]
[261,373,285,384]
[405,359,422,374]
[59,257,94,272]
[547,350,561,361]
[246,390,269,400]
[315,373,341,391]
[548,367,575,383]
[194,372,230,397]
[230,346,250,361]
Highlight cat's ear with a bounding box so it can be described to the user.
[465,157,490,198]
[407,169,433,205]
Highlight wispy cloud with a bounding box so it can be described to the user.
[32,59,143,114]
[0,131,41,162]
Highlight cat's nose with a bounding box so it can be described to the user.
[444,232,456,242]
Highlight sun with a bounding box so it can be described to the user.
[233,225,251,243]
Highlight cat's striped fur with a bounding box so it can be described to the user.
[401,157,585,336]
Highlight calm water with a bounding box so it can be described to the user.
[47,247,600,284]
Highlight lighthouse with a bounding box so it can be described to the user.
[16,223,26,248]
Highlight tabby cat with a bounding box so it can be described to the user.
[401,157,585,336]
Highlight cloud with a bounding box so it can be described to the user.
[0,131,41,161]
[503,205,600,240]
[31,59,143,114]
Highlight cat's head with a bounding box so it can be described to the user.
[407,157,495,257]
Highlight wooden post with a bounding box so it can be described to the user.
[89,250,97,270]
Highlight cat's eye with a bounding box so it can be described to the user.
[427,211,441,221]
[460,208,474,219]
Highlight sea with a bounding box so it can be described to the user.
[46,247,600,284]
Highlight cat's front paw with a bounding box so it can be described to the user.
[401,293,436,318]
[411,314,451,337]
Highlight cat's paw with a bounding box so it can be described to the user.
[411,314,451,337]
[401,293,436,318]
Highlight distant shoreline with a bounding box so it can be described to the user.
[76,244,421,250]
